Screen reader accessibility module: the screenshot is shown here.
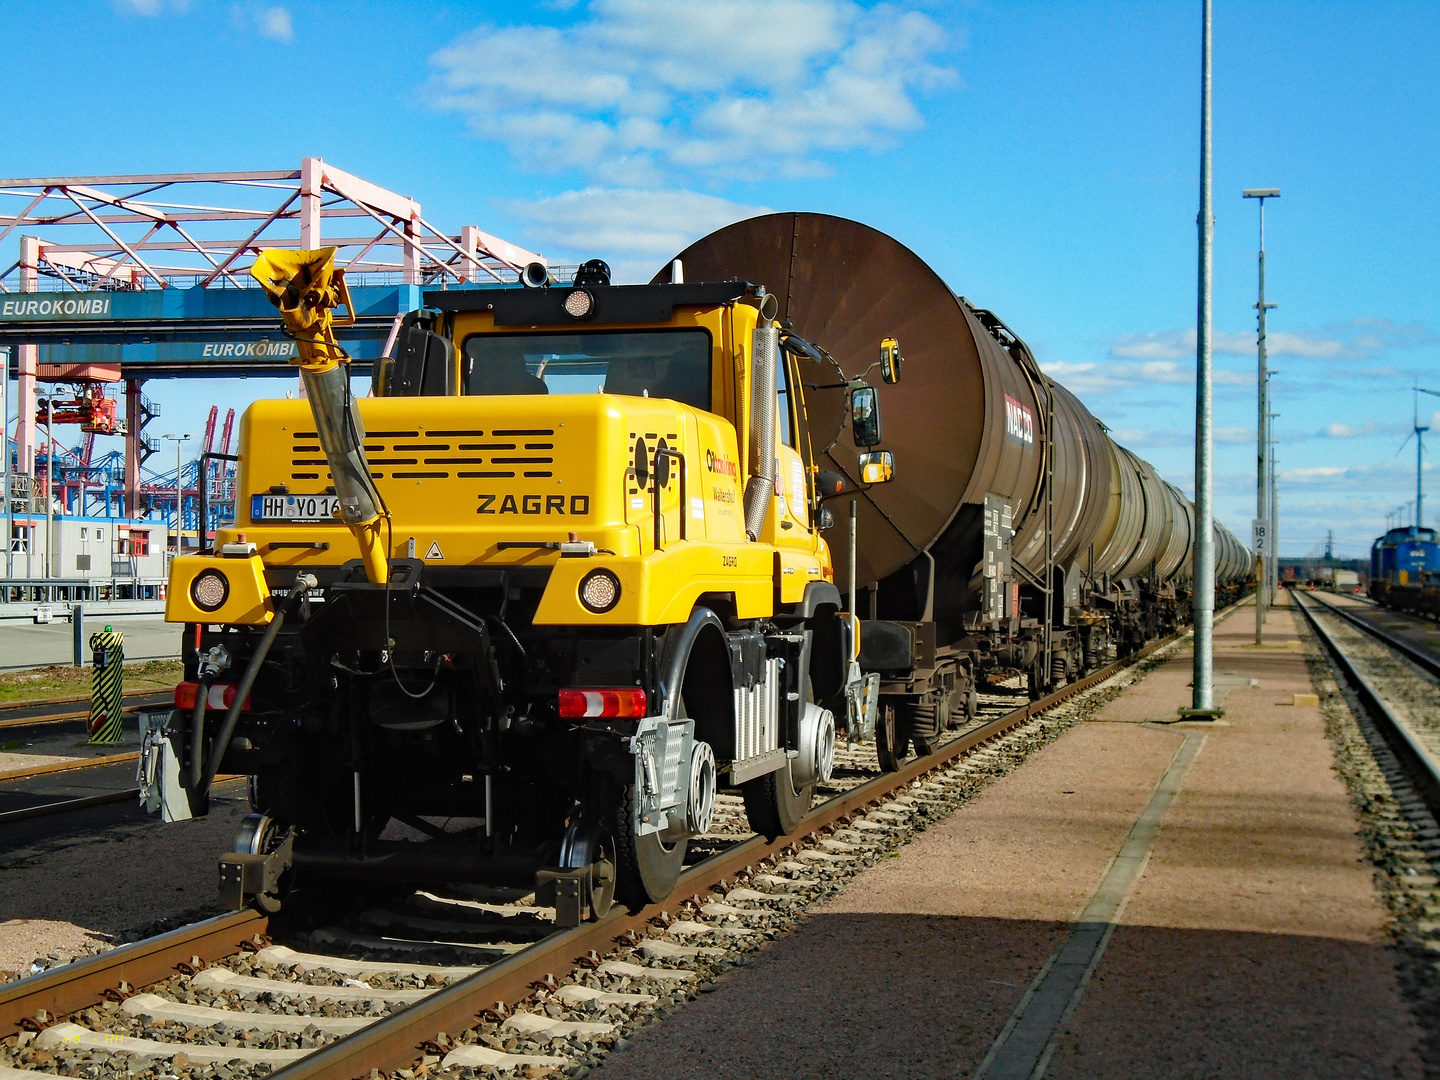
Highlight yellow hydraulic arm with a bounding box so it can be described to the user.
[250,248,389,583]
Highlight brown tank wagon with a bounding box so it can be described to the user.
[665,213,1249,767]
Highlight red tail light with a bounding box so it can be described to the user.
[558,687,647,719]
[174,682,251,712]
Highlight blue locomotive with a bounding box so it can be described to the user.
[1370,525,1440,617]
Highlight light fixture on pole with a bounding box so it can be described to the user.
[1186,0,1221,718]
[1243,188,1279,644]
[161,433,195,563]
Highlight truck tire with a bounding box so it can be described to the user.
[609,780,687,908]
[742,758,812,839]
[742,631,816,838]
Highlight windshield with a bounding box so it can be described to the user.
[462,329,712,410]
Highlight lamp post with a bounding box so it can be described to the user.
[43,396,53,579]
[161,433,194,567]
[1190,0,1217,715]
[1,348,9,580]
[1244,188,1279,641]
[1268,405,1280,598]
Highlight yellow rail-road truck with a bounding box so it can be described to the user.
[159,250,897,920]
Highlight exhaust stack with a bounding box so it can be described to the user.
[744,321,780,540]
[250,248,389,583]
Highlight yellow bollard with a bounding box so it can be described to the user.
[87,626,125,745]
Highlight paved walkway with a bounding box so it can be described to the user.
[593,595,1423,1079]
[0,615,178,671]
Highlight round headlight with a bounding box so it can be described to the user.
[578,569,621,614]
[563,288,594,320]
[191,569,230,612]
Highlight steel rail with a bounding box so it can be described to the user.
[0,753,138,784]
[0,689,172,730]
[267,623,1192,1080]
[1293,592,1440,812]
[0,610,1211,1073]
[0,789,141,828]
[1306,592,1440,681]
[0,910,268,1040]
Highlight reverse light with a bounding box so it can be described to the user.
[175,682,251,712]
[558,687,647,720]
[578,568,621,613]
[190,568,230,612]
[563,288,594,320]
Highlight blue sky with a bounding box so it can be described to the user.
[2,0,1437,557]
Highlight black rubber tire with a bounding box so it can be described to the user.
[742,633,818,836]
[875,700,905,772]
[742,756,813,839]
[610,780,687,909]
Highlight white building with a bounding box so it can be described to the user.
[4,512,170,603]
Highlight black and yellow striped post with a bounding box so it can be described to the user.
[87,625,125,745]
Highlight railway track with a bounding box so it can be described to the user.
[1304,591,1440,681]
[0,689,173,733]
[0,622,1204,1080]
[1294,590,1440,809]
[0,689,174,829]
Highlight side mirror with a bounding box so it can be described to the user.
[859,450,895,485]
[851,385,882,447]
[879,337,903,384]
[817,505,836,531]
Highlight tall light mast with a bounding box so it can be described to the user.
[1244,188,1279,643]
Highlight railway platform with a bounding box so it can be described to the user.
[587,593,1426,1079]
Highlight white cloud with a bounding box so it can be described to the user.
[1286,466,1347,480]
[258,6,293,42]
[1109,318,1433,365]
[1040,358,1248,397]
[1322,420,1387,439]
[117,0,189,13]
[503,187,771,283]
[426,1,955,185]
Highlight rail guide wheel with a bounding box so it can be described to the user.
[226,812,294,914]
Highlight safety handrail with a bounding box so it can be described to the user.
[198,452,241,554]
[652,447,687,552]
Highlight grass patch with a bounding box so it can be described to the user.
[0,659,182,704]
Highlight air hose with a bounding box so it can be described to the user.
[195,573,317,803]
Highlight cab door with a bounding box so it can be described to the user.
[772,351,825,601]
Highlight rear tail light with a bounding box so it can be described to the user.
[174,682,251,712]
[558,687,647,719]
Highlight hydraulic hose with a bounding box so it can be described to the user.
[187,674,213,791]
[196,573,317,802]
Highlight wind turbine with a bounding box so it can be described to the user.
[1397,386,1440,529]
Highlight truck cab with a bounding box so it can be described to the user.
[161,255,888,919]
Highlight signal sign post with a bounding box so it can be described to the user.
[1252,518,1270,645]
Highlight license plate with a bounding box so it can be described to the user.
[251,494,341,522]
